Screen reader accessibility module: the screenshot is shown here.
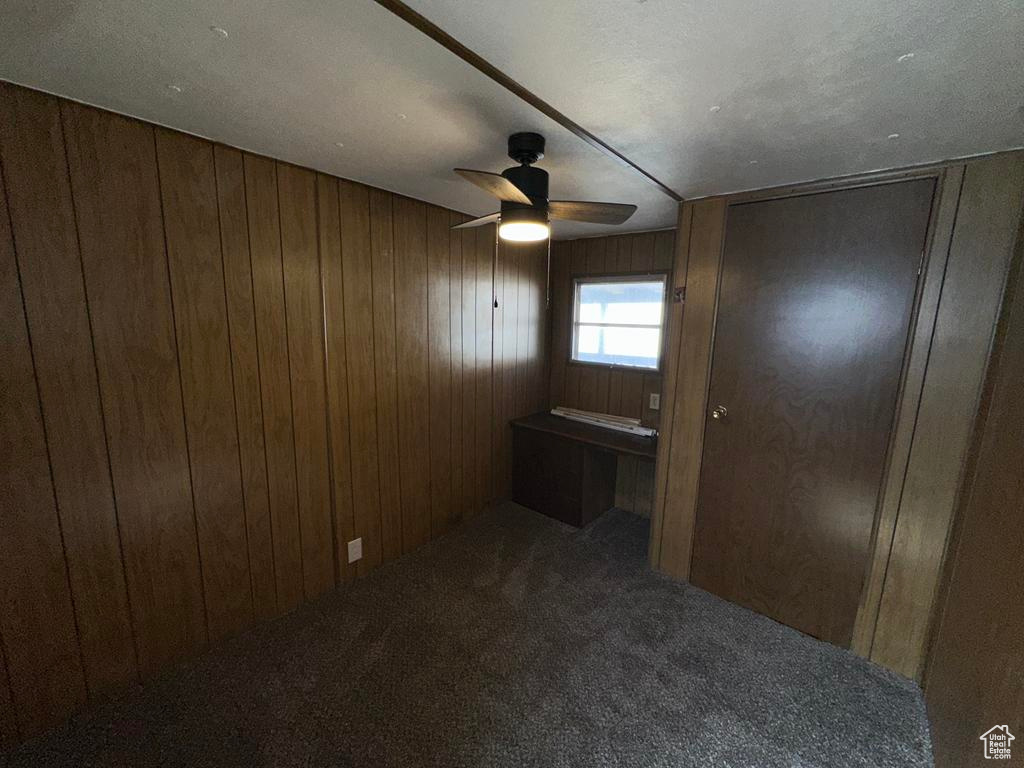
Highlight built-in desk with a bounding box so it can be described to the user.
[510,412,658,527]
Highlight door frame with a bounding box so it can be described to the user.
[649,151,1024,678]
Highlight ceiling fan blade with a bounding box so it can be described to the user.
[455,169,532,205]
[451,212,500,230]
[548,200,638,225]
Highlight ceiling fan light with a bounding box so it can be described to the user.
[499,220,550,242]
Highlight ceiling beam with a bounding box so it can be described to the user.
[373,0,684,202]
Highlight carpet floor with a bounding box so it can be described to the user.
[1,503,932,768]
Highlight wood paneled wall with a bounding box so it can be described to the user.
[924,203,1024,768]
[548,231,675,427]
[547,231,674,516]
[650,153,1024,681]
[0,81,548,745]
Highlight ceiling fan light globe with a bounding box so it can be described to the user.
[499,221,550,242]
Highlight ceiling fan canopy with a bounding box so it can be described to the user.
[453,132,637,241]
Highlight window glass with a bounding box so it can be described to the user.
[571,275,667,369]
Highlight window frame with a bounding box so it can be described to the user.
[568,270,670,373]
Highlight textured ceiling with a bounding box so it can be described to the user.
[0,0,676,238]
[406,0,1024,198]
[1,1,1021,240]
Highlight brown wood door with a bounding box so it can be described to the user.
[690,180,935,647]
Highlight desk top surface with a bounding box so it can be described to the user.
[511,412,658,459]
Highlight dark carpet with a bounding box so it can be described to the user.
[1,503,932,767]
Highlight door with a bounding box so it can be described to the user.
[690,180,935,647]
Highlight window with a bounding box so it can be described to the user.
[571,274,668,370]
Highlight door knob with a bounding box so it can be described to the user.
[711,405,728,420]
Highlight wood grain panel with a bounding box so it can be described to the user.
[318,174,357,584]
[496,242,523,498]
[548,240,571,407]
[655,199,727,579]
[0,163,87,736]
[0,82,547,743]
[156,128,253,641]
[924,214,1024,768]
[492,238,506,499]
[338,180,383,573]
[242,153,304,612]
[690,181,933,647]
[872,155,1024,676]
[460,225,477,517]
[394,195,432,551]
[368,189,403,560]
[849,167,963,655]
[562,240,586,409]
[278,163,334,598]
[213,145,277,619]
[475,225,495,510]
[577,238,609,412]
[427,206,453,535]
[0,83,137,691]
[514,243,532,417]
[650,205,693,566]
[61,101,207,676]
[641,230,675,427]
[449,213,466,525]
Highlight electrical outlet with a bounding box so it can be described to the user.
[347,538,362,564]
[649,393,661,411]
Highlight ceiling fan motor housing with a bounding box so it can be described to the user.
[502,132,549,216]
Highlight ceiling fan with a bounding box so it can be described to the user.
[452,132,637,242]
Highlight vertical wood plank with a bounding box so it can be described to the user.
[278,163,334,598]
[641,230,675,427]
[394,196,432,551]
[497,242,522,497]
[213,145,277,620]
[492,239,506,499]
[634,460,655,518]
[578,238,609,412]
[0,162,88,736]
[62,102,208,676]
[242,153,304,612]
[449,213,465,525]
[655,199,727,579]
[369,189,403,561]
[338,180,383,574]
[460,227,478,516]
[427,207,453,535]
[0,83,137,692]
[615,455,639,511]
[850,167,964,656]
[532,241,549,411]
[513,243,529,417]
[475,226,495,510]
[156,129,253,641]
[548,240,571,408]
[563,239,587,409]
[650,206,694,566]
[318,174,357,584]
[603,232,632,419]
[872,155,1024,677]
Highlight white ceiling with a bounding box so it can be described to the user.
[2,0,1022,239]
[406,0,1024,199]
[0,0,676,238]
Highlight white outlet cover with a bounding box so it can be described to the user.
[347,538,362,564]
[650,393,661,410]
